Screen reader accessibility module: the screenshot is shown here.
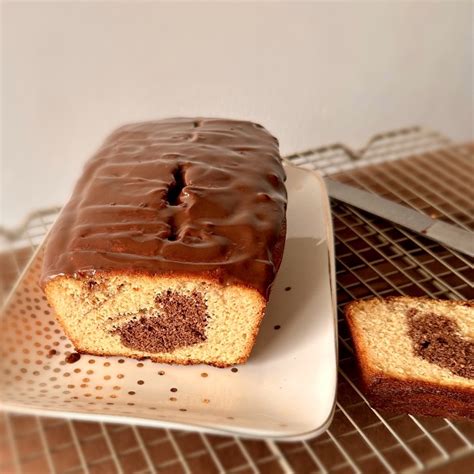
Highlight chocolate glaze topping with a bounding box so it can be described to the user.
[41,118,287,296]
[407,309,474,379]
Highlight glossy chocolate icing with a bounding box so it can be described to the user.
[41,118,287,297]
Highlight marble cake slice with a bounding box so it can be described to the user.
[345,296,473,419]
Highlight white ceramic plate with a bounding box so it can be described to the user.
[0,163,337,441]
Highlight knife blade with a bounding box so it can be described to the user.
[325,178,474,258]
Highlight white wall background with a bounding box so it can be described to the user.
[1,1,472,228]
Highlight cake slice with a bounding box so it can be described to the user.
[345,297,473,419]
[41,118,287,367]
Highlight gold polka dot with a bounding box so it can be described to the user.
[203,399,210,404]
[113,386,121,391]
[137,380,144,385]
[103,362,110,367]
[128,391,135,395]
[86,370,94,375]
[137,363,144,368]
[88,359,95,364]
[117,374,124,379]
[158,370,165,376]
[169,397,177,402]
[201,373,208,378]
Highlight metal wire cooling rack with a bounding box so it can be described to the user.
[1,127,473,473]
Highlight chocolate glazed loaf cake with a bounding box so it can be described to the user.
[41,118,287,367]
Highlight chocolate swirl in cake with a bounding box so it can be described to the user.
[41,118,287,297]
[407,309,474,379]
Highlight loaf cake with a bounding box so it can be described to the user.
[345,297,473,419]
[41,118,287,367]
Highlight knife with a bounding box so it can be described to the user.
[325,178,474,258]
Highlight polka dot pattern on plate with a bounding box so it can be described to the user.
[0,247,295,431]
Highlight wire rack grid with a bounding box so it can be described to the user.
[0,126,473,474]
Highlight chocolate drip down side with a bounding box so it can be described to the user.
[407,309,474,379]
[41,118,288,298]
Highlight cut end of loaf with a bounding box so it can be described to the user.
[44,273,266,367]
[345,296,474,419]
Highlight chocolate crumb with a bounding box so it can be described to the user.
[48,349,57,357]
[231,368,238,373]
[407,309,473,379]
[65,353,81,364]
[285,286,292,291]
[274,325,281,330]
[170,387,178,392]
